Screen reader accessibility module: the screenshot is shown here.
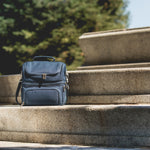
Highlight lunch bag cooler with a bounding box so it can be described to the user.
[16,56,69,106]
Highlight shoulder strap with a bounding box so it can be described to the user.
[16,79,23,105]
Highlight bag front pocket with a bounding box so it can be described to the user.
[22,87,61,105]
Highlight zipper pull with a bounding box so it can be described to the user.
[42,74,46,80]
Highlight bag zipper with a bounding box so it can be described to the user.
[22,82,69,89]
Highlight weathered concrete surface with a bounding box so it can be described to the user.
[79,27,150,65]
[0,141,106,150]
[0,74,21,97]
[2,95,150,105]
[77,62,150,70]
[1,95,150,105]
[1,68,150,104]
[1,105,150,147]
[68,95,150,104]
[69,68,150,95]
[0,141,149,150]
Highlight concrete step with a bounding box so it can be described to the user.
[77,62,150,70]
[68,95,150,104]
[1,105,150,147]
[1,68,150,104]
[1,95,150,105]
[0,141,149,150]
[79,27,150,65]
[69,68,150,95]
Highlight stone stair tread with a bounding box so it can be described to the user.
[1,104,150,147]
[77,62,150,70]
[1,68,150,105]
[68,95,150,104]
[79,27,150,38]
[69,68,150,95]
[0,141,149,150]
[2,94,150,105]
[79,27,150,65]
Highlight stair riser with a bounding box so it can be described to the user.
[0,105,150,147]
[69,69,150,95]
[0,74,20,97]
[79,27,150,65]
[77,62,150,70]
[1,132,150,147]
[1,95,150,105]
[1,68,150,104]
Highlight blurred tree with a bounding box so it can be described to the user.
[0,0,129,74]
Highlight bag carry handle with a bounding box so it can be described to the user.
[33,56,55,62]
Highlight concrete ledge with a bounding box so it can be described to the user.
[0,97,21,105]
[69,68,150,95]
[1,68,150,104]
[2,95,150,105]
[0,141,99,149]
[79,27,150,65]
[1,105,150,147]
[2,131,150,148]
[77,62,150,70]
[0,74,20,97]
[0,141,148,150]
[0,95,150,105]
[68,95,150,104]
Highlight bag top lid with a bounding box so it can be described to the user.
[24,61,63,75]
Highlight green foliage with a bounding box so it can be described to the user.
[0,0,129,74]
